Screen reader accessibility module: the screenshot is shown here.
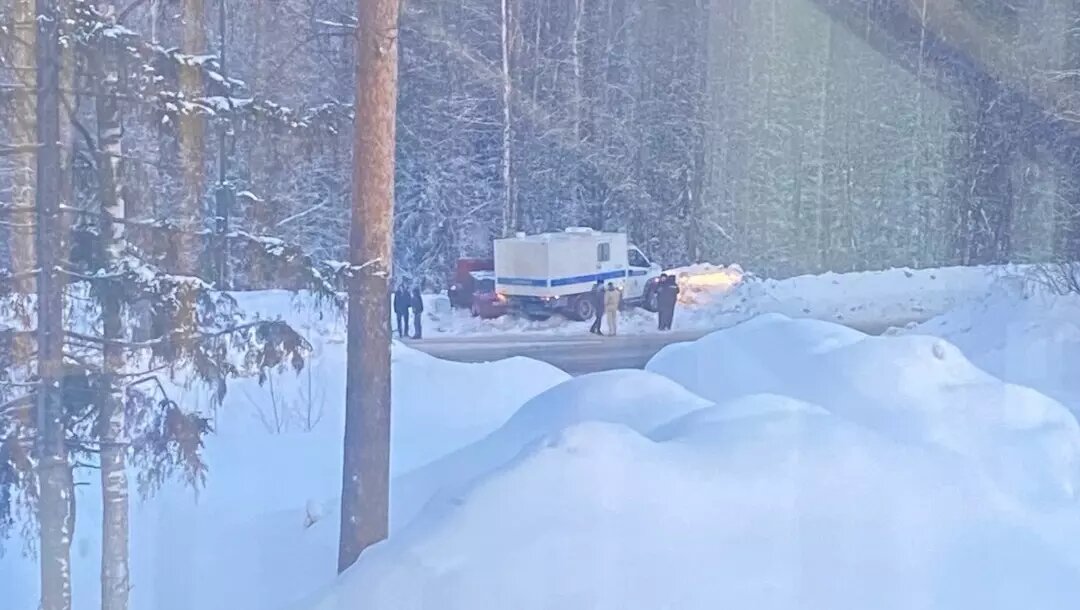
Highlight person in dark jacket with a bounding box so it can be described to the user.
[393,285,410,338]
[588,280,605,335]
[411,287,424,339]
[655,274,670,330]
[659,275,680,331]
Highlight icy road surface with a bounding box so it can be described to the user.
[413,318,909,375]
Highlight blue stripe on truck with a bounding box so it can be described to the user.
[551,269,627,286]
[497,277,549,287]
[498,268,647,288]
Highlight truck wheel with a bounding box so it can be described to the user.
[570,296,595,321]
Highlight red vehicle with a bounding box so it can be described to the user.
[448,258,494,309]
[469,271,508,319]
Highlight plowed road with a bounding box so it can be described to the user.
[412,320,907,375]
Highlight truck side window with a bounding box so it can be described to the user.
[597,243,611,262]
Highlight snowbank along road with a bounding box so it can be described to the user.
[413,319,906,375]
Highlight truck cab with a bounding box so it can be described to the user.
[625,245,657,302]
[447,257,494,309]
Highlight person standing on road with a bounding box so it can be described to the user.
[659,275,680,331]
[655,274,670,330]
[589,280,605,335]
[411,287,424,339]
[393,285,410,339]
[604,282,621,336]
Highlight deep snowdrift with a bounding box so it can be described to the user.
[303,415,1080,610]
[300,315,1080,610]
[648,315,1080,504]
[392,370,713,529]
[911,276,1080,415]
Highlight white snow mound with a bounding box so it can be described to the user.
[390,346,571,472]
[303,412,1080,610]
[0,331,568,610]
[912,276,1080,413]
[391,369,713,530]
[650,393,829,441]
[648,315,1080,504]
[647,313,866,403]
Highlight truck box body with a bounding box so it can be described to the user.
[494,231,629,299]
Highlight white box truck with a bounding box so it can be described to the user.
[493,228,662,320]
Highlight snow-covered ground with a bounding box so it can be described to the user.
[909,273,1080,415]
[0,294,570,610]
[421,263,1017,336]
[300,313,1080,610]
[9,263,1080,610]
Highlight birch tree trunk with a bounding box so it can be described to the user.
[93,15,130,610]
[35,0,73,606]
[337,0,399,573]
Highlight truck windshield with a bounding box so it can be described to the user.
[628,248,649,268]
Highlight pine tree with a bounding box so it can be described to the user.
[1,6,349,608]
[338,0,400,573]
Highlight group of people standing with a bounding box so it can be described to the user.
[392,286,425,339]
[587,274,680,337]
[588,281,623,336]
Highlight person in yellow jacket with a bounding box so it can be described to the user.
[604,282,621,336]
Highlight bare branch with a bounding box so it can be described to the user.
[0,393,36,418]
[0,142,42,156]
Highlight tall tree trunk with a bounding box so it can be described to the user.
[9,0,37,295]
[178,0,206,275]
[815,18,834,271]
[338,0,400,573]
[93,17,130,610]
[213,0,231,288]
[570,0,584,221]
[687,0,709,263]
[909,0,929,263]
[499,0,516,235]
[35,0,73,606]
